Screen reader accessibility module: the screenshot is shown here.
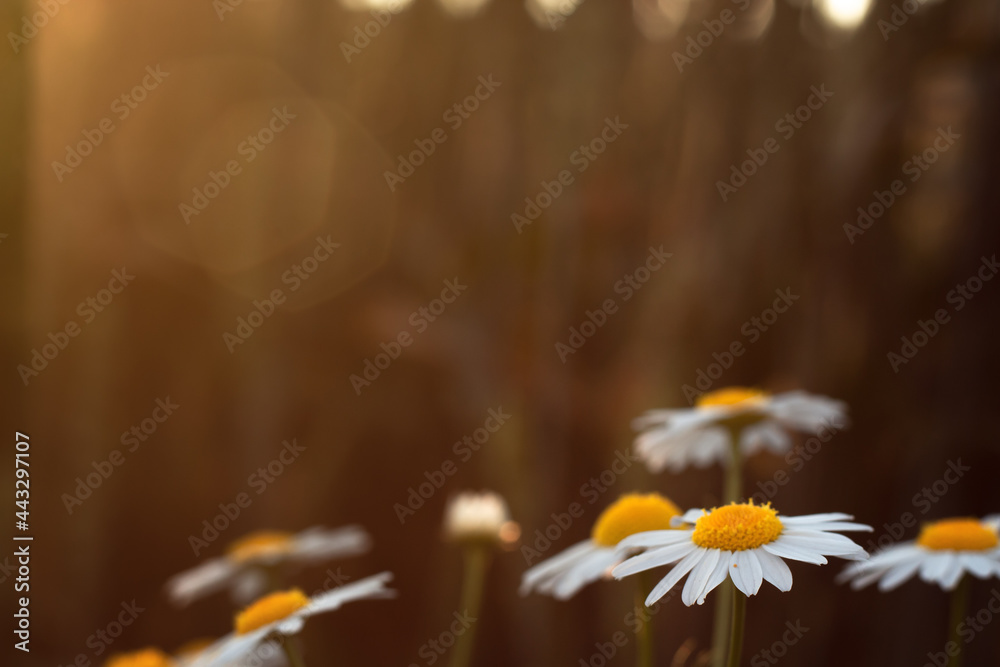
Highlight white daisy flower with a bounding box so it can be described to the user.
[444,491,520,544]
[520,493,683,599]
[612,501,871,606]
[633,387,848,473]
[174,638,287,667]
[166,526,370,607]
[191,573,395,667]
[839,516,1000,592]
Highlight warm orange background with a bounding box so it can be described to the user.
[2,1,1000,666]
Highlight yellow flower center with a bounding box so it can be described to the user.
[235,589,310,635]
[226,531,294,563]
[916,518,999,552]
[104,648,175,667]
[692,502,783,551]
[591,493,682,547]
[696,387,768,409]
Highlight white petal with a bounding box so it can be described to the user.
[755,549,793,592]
[763,539,828,565]
[291,525,371,563]
[781,513,854,525]
[617,530,693,550]
[959,554,998,580]
[877,557,923,591]
[682,549,721,606]
[304,571,395,615]
[919,553,954,586]
[731,550,763,597]
[740,421,791,456]
[645,548,705,606]
[939,556,966,591]
[614,542,698,578]
[552,549,620,600]
[165,558,237,607]
[520,540,596,594]
[695,551,734,605]
[785,520,872,533]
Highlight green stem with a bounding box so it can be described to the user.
[723,427,743,504]
[282,639,307,667]
[712,427,743,667]
[450,545,488,667]
[635,573,652,667]
[725,589,746,667]
[947,576,970,667]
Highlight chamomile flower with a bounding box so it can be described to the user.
[104,648,176,667]
[166,526,370,607]
[192,573,395,667]
[839,516,1000,591]
[633,387,848,473]
[520,493,683,599]
[613,501,871,606]
[444,491,520,545]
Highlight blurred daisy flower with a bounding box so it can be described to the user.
[632,387,847,473]
[444,491,520,545]
[192,573,395,667]
[613,501,871,606]
[166,526,370,607]
[104,648,176,667]
[174,638,286,667]
[520,493,683,599]
[839,516,1000,591]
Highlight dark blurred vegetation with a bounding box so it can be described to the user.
[2,0,1000,665]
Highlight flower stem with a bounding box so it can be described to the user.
[282,639,307,667]
[725,590,746,667]
[635,572,653,667]
[723,428,743,504]
[450,544,488,667]
[947,575,970,667]
[712,428,743,667]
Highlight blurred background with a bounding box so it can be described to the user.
[2,0,1000,665]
